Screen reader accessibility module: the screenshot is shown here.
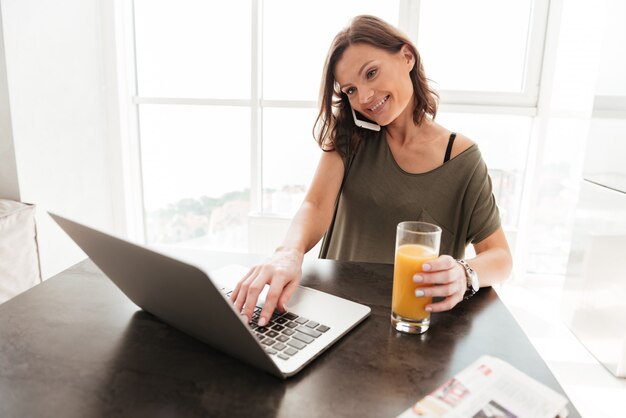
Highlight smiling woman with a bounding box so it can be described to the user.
[230,15,512,330]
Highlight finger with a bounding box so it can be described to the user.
[230,266,258,311]
[421,255,456,272]
[230,266,255,303]
[277,278,299,312]
[415,282,459,298]
[258,277,287,327]
[233,268,259,314]
[233,278,249,313]
[425,293,464,313]
[230,281,241,303]
[415,270,456,285]
[242,275,271,322]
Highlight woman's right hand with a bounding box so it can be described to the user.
[230,247,304,327]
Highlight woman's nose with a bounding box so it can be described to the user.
[359,88,374,104]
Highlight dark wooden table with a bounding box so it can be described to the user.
[0,256,579,417]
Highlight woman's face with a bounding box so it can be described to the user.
[334,42,415,127]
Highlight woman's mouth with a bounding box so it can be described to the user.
[368,95,389,114]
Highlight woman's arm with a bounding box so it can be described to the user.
[466,227,512,287]
[231,150,345,326]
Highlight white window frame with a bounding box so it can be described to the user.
[117,0,551,244]
[399,0,550,115]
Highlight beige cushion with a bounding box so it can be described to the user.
[0,199,42,304]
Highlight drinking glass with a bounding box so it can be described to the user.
[391,221,441,334]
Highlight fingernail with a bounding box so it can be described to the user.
[425,306,432,312]
[241,314,249,323]
[415,289,425,297]
[413,275,423,283]
[422,264,431,271]
[258,317,267,327]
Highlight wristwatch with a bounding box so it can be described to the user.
[456,259,479,300]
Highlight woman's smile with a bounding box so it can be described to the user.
[367,95,390,114]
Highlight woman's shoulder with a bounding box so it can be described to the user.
[449,132,477,160]
[429,121,477,160]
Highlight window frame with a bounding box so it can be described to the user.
[400,0,550,112]
[119,0,551,244]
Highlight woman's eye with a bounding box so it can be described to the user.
[345,87,356,95]
[366,69,378,79]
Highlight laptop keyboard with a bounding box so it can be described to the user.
[225,291,330,361]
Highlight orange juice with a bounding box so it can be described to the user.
[392,244,437,320]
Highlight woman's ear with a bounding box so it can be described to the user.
[400,44,415,69]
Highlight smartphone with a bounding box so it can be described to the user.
[351,107,381,132]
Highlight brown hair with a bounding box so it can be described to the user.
[313,15,439,160]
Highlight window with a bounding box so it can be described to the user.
[139,105,251,251]
[262,108,320,214]
[262,0,399,101]
[417,0,533,93]
[134,0,251,99]
[413,0,547,108]
[133,0,253,252]
[126,0,549,258]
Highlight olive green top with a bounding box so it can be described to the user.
[322,129,501,264]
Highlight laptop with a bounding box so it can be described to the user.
[49,212,371,379]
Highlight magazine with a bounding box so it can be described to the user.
[397,355,569,418]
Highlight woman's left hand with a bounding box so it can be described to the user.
[413,255,468,312]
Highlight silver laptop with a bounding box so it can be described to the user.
[49,212,371,378]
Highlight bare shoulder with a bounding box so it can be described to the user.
[450,132,476,159]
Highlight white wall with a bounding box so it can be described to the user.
[0,0,126,279]
[0,5,19,202]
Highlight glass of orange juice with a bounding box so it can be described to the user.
[391,221,441,334]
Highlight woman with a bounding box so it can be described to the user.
[231,15,512,328]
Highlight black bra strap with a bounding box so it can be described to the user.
[443,132,457,163]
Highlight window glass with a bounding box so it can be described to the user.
[139,105,250,251]
[417,0,533,92]
[595,0,626,96]
[262,0,399,101]
[134,0,251,98]
[262,108,321,214]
